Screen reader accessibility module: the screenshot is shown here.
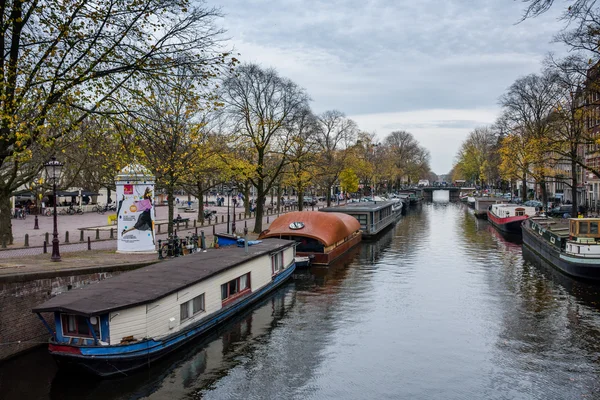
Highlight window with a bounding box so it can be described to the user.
[591,222,599,234]
[61,314,100,338]
[221,273,251,302]
[180,293,205,322]
[580,222,589,234]
[272,252,284,274]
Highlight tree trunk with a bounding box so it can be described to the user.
[572,159,579,218]
[540,180,548,211]
[326,184,332,207]
[167,186,174,236]
[298,191,304,211]
[198,192,205,224]
[243,183,250,216]
[0,190,13,245]
[277,185,282,213]
[521,171,527,203]
[254,179,265,234]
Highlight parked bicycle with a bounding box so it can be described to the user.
[66,204,84,215]
[96,203,116,214]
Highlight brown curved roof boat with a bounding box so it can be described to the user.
[259,211,362,265]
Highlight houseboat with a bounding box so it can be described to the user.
[320,201,398,239]
[522,217,600,281]
[32,239,296,377]
[473,197,506,220]
[258,211,361,265]
[399,189,423,206]
[487,203,537,234]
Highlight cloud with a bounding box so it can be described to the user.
[216,0,566,172]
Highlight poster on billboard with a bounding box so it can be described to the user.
[116,184,156,253]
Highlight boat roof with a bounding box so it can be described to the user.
[258,211,360,247]
[32,239,294,317]
[320,201,395,213]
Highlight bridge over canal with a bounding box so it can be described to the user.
[420,187,476,202]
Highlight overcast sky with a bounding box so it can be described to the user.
[217,0,565,174]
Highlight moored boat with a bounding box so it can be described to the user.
[32,239,296,377]
[258,211,361,265]
[487,203,536,234]
[320,201,397,239]
[473,197,507,220]
[522,217,600,281]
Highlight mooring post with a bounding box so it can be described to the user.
[201,230,206,250]
[157,224,161,233]
[212,224,215,235]
[195,227,198,235]
[34,215,39,230]
[95,229,100,240]
[45,232,49,243]
[194,219,197,227]
[110,228,114,239]
[64,231,69,243]
[24,234,29,247]
[87,236,91,250]
[43,240,47,253]
[80,230,84,242]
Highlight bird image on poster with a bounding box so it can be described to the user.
[118,186,155,246]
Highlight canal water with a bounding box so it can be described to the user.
[3,201,600,399]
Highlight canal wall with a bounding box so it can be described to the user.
[0,263,155,361]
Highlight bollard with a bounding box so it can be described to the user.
[212,224,216,235]
[43,240,47,253]
[158,240,164,259]
[185,220,189,228]
[221,215,224,223]
[194,219,197,227]
[195,227,198,235]
[110,228,114,239]
[80,230,84,242]
[24,234,29,247]
[95,229,100,240]
[201,230,206,250]
[65,231,69,243]
[87,236,91,250]
[45,232,49,243]
[158,224,161,233]
[34,215,39,230]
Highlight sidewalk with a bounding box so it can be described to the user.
[0,210,295,275]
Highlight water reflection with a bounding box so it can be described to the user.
[7,205,600,399]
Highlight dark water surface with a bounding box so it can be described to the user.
[4,202,600,399]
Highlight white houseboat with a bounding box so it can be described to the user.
[32,239,296,377]
[487,203,537,234]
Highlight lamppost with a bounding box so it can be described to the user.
[226,186,237,234]
[44,156,64,262]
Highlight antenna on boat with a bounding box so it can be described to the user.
[244,226,248,254]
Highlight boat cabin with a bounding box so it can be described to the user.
[320,201,397,238]
[258,211,361,265]
[565,218,600,256]
[33,240,295,349]
[489,204,537,218]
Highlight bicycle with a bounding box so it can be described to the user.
[14,209,26,219]
[66,205,83,215]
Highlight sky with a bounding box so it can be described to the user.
[216,0,566,174]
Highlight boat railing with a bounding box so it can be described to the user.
[370,213,396,233]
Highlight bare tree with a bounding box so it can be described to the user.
[220,64,309,233]
[315,110,357,206]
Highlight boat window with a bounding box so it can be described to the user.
[580,222,589,234]
[516,210,525,216]
[180,294,206,322]
[272,251,284,274]
[295,237,324,253]
[221,273,251,302]
[591,222,599,234]
[61,314,99,338]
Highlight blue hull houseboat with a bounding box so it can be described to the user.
[320,201,399,239]
[32,239,296,377]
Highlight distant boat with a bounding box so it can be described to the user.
[320,201,399,239]
[32,239,296,377]
[487,203,537,234]
[259,211,361,265]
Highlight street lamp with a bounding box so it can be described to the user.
[44,156,64,262]
[227,186,237,234]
